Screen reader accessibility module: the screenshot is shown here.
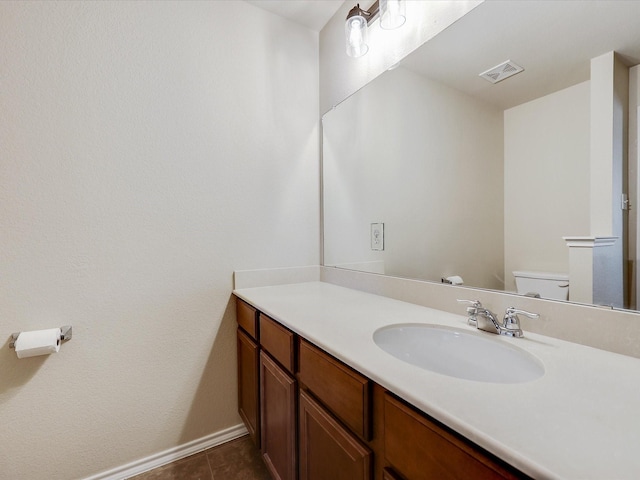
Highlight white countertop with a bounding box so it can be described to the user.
[234,281,640,480]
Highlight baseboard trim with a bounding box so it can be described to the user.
[84,423,248,480]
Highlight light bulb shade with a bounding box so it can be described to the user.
[345,13,369,58]
[380,0,406,30]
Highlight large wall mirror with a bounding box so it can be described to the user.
[322,1,640,311]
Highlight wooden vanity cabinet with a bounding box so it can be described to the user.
[237,328,260,447]
[384,394,525,480]
[298,339,371,441]
[299,389,372,480]
[381,468,403,480]
[237,298,259,339]
[297,337,375,480]
[235,296,527,480]
[260,351,297,480]
[260,313,296,373]
[258,313,298,480]
[236,300,260,447]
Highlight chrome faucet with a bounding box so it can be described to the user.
[502,306,540,337]
[457,299,482,327]
[457,300,539,338]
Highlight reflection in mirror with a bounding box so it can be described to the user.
[322,0,640,311]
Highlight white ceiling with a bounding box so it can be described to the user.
[401,0,640,110]
[245,1,640,110]
[245,0,345,32]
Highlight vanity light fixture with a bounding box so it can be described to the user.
[345,4,370,58]
[345,0,406,58]
[380,0,406,30]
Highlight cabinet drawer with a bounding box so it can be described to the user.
[236,298,258,340]
[260,313,295,373]
[384,394,523,480]
[298,339,371,440]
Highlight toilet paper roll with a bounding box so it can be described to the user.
[15,328,61,359]
[446,275,464,286]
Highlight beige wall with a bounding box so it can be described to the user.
[0,2,319,479]
[504,82,591,292]
[323,66,504,289]
[590,53,628,308]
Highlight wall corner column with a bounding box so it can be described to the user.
[564,236,620,306]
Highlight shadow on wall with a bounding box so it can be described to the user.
[0,336,48,399]
[179,295,242,444]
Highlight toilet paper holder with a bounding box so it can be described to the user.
[9,325,73,349]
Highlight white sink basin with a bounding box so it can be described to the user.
[373,324,544,384]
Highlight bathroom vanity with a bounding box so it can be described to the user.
[234,281,640,480]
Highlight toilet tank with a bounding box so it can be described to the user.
[512,270,569,300]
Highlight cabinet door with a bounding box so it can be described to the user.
[237,328,260,447]
[299,389,372,480]
[382,468,403,480]
[261,351,297,480]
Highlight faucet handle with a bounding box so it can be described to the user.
[503,307,539,337]
[457,299,482,307]
[457,299,482,326]
[505,307,539,319]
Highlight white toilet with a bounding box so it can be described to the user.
[512,270,569,300]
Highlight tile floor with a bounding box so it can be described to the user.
[129,435,271,480]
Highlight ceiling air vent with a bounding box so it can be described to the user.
[479,60,524,84]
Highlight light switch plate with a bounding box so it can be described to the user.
[371,223,384,251]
